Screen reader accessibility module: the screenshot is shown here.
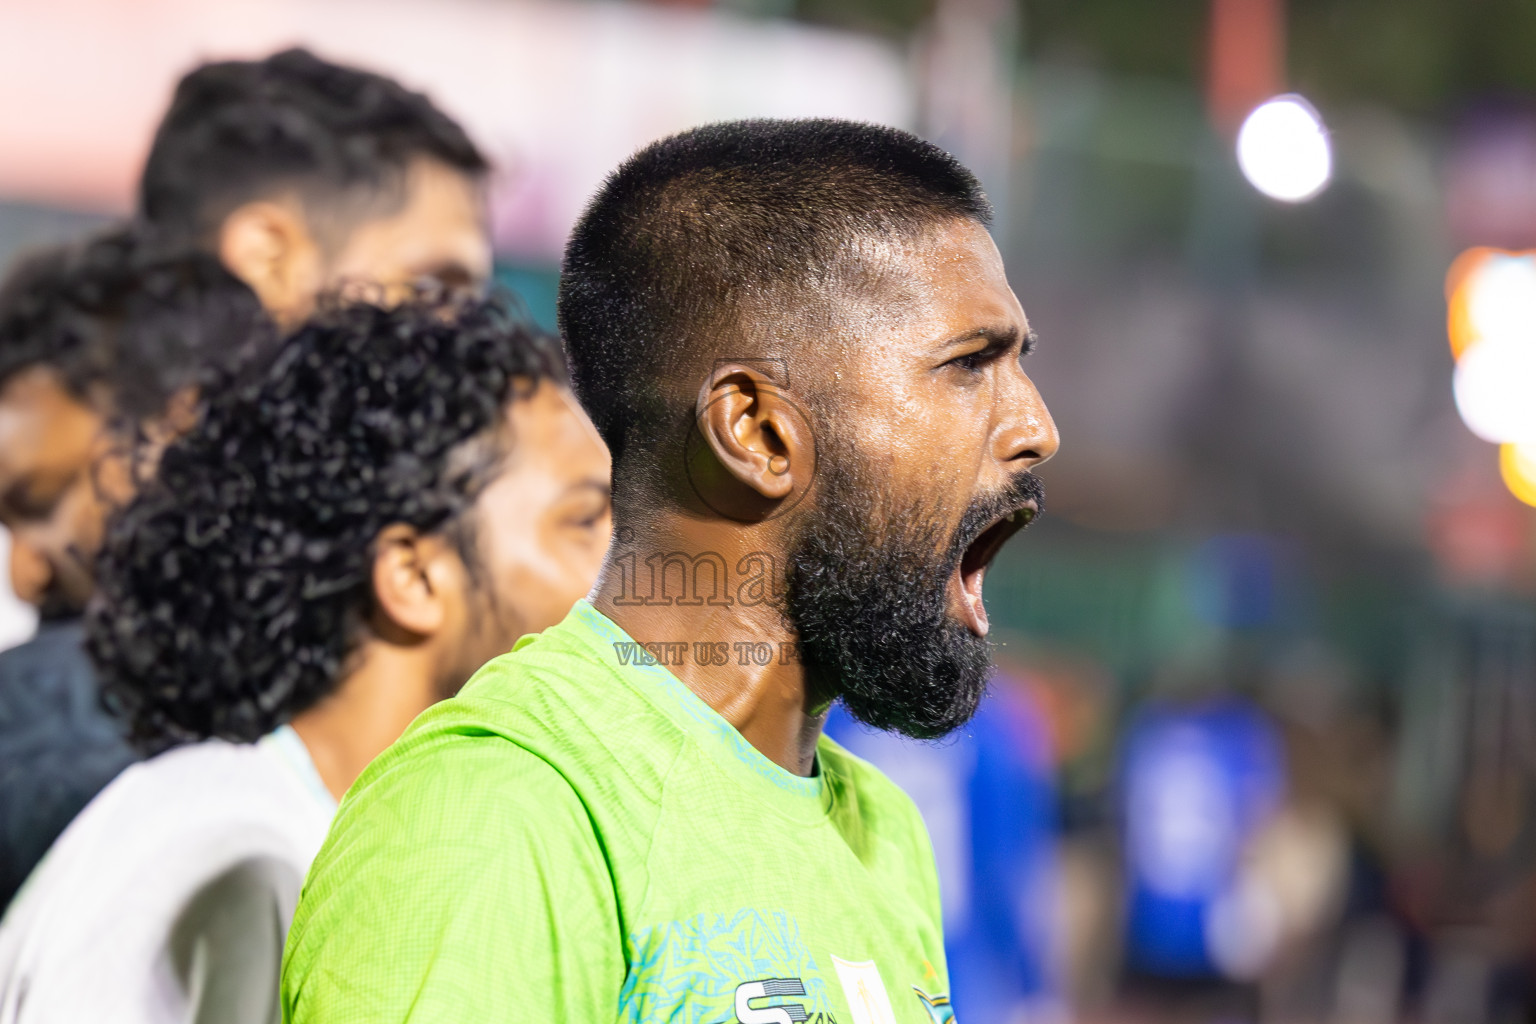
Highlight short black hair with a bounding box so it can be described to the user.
[558,118,990,491]
[138,47,488,245]
[88,294,566,753]
[0,227,273,426]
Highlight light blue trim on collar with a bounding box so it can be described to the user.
[571,601,823,801]
[262,723,339,815]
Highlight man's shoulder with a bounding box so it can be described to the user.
[0,620,84,668]
[402,622,657,764]
[26,739,323,865]
[0,620,131,748]
[0,622,91,716]
[316,720,589,873]
[289,700,630,986]
[112,739,308,809]
[818,732,936,860]
[818,733,923,818]
[0,740,321,969]
[445,615,622,724]
[816,731,945,932]
[329,616,684,847]
[0,622,137,905]
[284,691,633,1024]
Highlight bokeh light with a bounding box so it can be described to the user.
[1447,248,1536,495]
[1447,248,1496,359]
[1235,94,1332,203]
[1448,251,1536,359]
[1452,336,1536,444]
[1501,443,1536,508]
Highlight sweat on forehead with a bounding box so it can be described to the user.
[558,117,992,471]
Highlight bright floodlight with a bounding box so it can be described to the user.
[1501,444,1536,508]
[1467,255,1536,348]
[1453,337,1536,444]
[1236,94,1332,202]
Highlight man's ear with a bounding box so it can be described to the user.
[688,362,815,520]
[8,536,51,608]
[370,524,457,639]
[216,200,324,327]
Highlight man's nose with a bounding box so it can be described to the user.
[993,369,1059,470]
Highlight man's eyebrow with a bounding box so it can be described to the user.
[412,259,477,287]
[937,325,1035,352]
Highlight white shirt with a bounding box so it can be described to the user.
[0,728,336,1023]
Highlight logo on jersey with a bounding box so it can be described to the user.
[830,957,899,1024]
[913,987,956,1023]
[735,978,810,1023]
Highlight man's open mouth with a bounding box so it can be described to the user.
[950,500,1037,637]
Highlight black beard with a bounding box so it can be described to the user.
[783,449,1043,740]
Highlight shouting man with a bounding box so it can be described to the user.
[283,119,1058,1024]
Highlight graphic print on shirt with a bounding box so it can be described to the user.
[912,987,956,1024]
[618,908,834,1024]
[831,957,899,1024]
[734,978,809,1023]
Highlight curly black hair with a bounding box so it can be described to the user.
[138,47,487,245]
[87,294,566,752]
[0,226,273,426]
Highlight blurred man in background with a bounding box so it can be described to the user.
[0,230,271,907]
[0,46,493,664]
[137,47,493,326]
[0,295,610,1024]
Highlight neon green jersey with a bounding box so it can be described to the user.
[282,601,955,1024]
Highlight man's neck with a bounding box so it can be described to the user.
[289,642,439,801]
[589,519,826,777]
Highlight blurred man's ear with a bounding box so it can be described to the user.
[369,524,459,640]
[9,537,52,608]
[217,200,324,328]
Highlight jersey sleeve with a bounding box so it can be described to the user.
[281,731,625,1023]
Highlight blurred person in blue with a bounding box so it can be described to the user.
[137,47,493,328]
[0,229,272,908]
[0,294,611,1024]
[1116,696,1287,1021]
[825,668,1067,1023]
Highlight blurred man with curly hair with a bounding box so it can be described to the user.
[0,295,611,1024]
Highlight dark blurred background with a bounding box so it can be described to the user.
[4,1,1536,1021]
